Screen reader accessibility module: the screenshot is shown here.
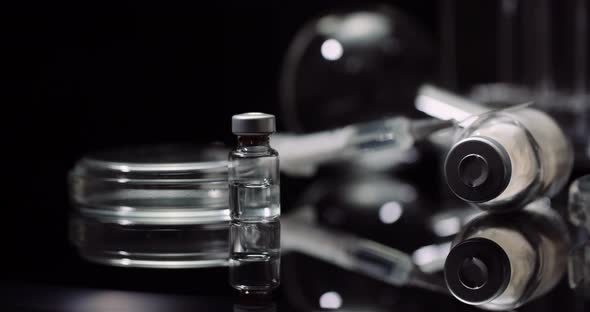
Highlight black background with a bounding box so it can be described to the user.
[0,0,439,292]
[0,1,584,310]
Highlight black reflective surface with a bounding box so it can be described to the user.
[0,1,588,311]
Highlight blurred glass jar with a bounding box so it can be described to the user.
[444,199,570,310]
[280,5,433,133]
[568,174,590,299]
[445,107,573,212]
[69,144,230,269]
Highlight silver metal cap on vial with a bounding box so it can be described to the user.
[232,112,276,135]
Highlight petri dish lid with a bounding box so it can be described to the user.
[70,144,230,224]
[72,144,229,180]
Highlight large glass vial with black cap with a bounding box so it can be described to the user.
[445,107,573,212]
[444,199,570,310]
[229,113,281,294]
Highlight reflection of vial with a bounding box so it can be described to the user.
[445,108,573,212]
[229,113,280,294]
[444,199,570,310]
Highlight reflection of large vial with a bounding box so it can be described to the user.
[445,108,573,212]
[444,199,570,310]
[229,113,280,294]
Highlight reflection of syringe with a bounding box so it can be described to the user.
[282,214,449,294]
[272,117,453,176]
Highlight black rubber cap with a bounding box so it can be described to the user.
[445,238,511,305]
[445,136,511,203]
[459,257,489,289]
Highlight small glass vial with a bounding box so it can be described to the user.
[445,107,573,212]
[444,199,570,310]
[229,112,281,294]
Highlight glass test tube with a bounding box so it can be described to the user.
[229,113,281,294]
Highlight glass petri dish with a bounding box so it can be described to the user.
[69,144,230,269]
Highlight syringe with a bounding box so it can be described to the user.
[273,84,504,177]
[272,117,453,176]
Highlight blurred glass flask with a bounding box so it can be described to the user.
[279,6,434,133]
[229,113,281,294]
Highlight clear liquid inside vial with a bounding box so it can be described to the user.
[230,181,280,220]
[228,130,281,294]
